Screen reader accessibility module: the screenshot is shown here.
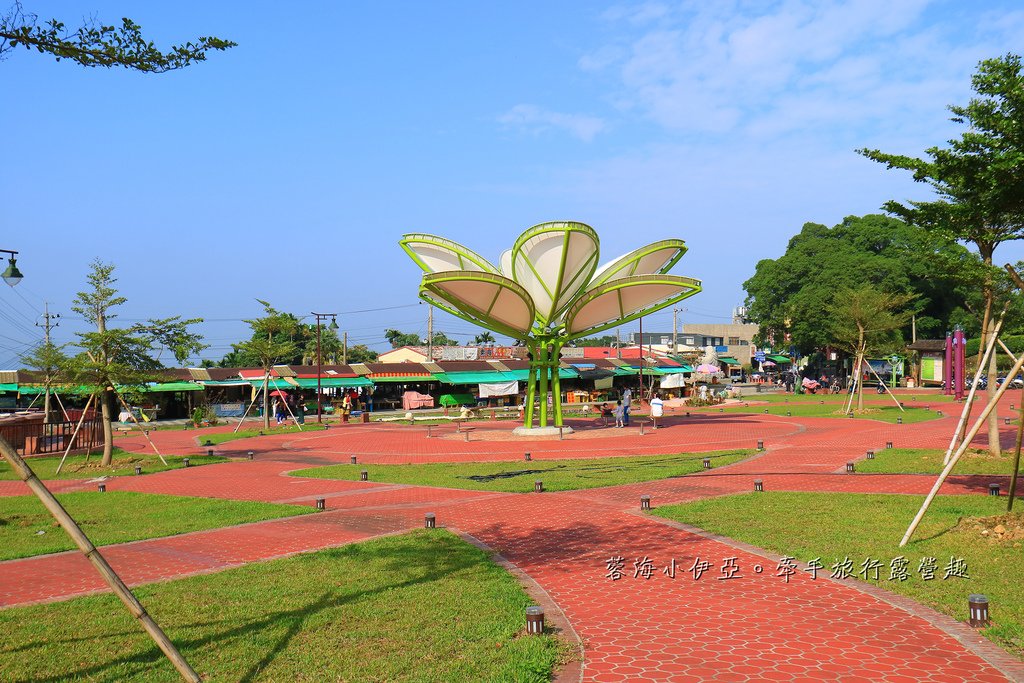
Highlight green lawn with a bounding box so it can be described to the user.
[654,492,1024,658]
[296,450,754,493]
[200,424,307,445]
[0,491,310,560]
[735,391,956,405]
[714,402,940,423]
[0,530,565,682]
[0,451,228,480]
[857,448,1024,476]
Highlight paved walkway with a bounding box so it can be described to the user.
[3,396,1024,681]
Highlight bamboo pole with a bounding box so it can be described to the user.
[52,391,72,422]
[114,392,168,466]
[943,311,1006,464]
[1008,389,1023,512]
[844,350,863,415]
[54,394,95,475]
[900,346,1024,547]
[0,434,201,682]
[233,374,267,433]
[277,383,304,430]
[863,361,905,412]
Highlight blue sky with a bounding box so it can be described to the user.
[3,0,1024,366]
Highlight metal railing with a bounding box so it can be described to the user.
[0,413,102,456]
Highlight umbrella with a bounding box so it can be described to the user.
[761,360,776,367]
[269,390,289,398]
[695,363,720,374]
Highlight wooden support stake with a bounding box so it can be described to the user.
[234,374,268,433]
[114,392,168,466]
[0,434,201,682]
[51,390,72,422]
[863,360,904,412]
[54,394,95,475]
[900,346,1024,547]
[944,308,1006,465]
[1009,390,1023,512]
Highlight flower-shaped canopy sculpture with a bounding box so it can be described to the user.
[401,221,702,430]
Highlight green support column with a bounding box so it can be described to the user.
[525,341,537,429]
[538,342,549,427]
[551,341,564,427]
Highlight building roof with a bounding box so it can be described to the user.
[906,339,947,352]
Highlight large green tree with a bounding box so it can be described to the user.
[69,260,205,464]
[0,1,234,71]
[859,53,1024,454]
[743,214,973,355]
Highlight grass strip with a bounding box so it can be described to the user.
[0,530,565,682]
[857,448,1024,476]
[0,491,310,560]
[0,450,228,480]
[296,450,753,493]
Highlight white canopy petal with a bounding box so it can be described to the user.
[589,239,688,287]
[420,271,536,339]
[400,234,499,274]
[563,274,702,339]
[509,221,600,326]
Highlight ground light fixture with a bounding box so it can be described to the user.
[886,441,893,448]
[989,483,1000,496]
[424,512,436,528]
[524,452,531,461]
[757,440,764,450]
[640,495,651,510]
[97,482,106,492]
[316,498,325,511]
[350,455,357,464]
[247,451,254,460]
[703,458,711,469]
[534,481,543,493]
[360,470,368,481]
[846,462,856,473]
[754,479,764,492]
[1,249,23,287]
[969,594,990,627]
[134,465,142,475]
[866,450,875,460]
[525,606,545,634]
[183,458,190,468]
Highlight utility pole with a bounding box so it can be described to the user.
[912,314,917,344]
[36,303,60,424]
[672,307,678,353]
[311,312,338,423]
[616,329,621,359]
[427,304,434,360]
[343,332,348,365]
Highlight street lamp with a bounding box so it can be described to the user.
[312,312,338,423]
[1,249,23,287]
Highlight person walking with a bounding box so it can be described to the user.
[613,400,625,428]
[622,387,632,426]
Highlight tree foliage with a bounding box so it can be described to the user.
[0,1,234,72]
[743,214,974,354]
[384,329,421,348]
[67,260,204,463]
[232,301,298,430]
[573,334,619,347]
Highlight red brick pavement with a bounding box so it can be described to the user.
[3,396,1024,681]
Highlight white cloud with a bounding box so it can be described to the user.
[497,104,608,142]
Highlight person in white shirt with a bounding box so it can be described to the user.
[622,388,632,426]
[650,393,664,428]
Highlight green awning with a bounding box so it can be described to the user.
[18,384,96,395]
[657,365,693,374]
[145,382,204,392]
[199,380,252,387]
[292,377,373,388]
[0,383,18,392]
[767,354,791,363]
[248,378,299,389]
[719,357,740,366]
[505,368,577,381]
[614,367,663,376]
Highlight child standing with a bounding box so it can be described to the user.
[614,400,624,428]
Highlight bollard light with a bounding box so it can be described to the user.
[886,442,892,449]
[247,451,254,460]
[98,482,106,492]
[525,606,545,634]
[184,458,190,468]
[360,470,368,481]
[719,408,724,413]
[259,430,264,436]
[182,425,188,431]
[316,498,325,511]
[968,594,990,627]
[989,483,1000,496]
[535,481,544,493]
[207,449,214,457]
[866,450,875,460]
[204,439,212,446]
[764,409,769,414]
[134,465,142,475]
[936,410,943,417]
[640,495,651,511]
[754,479,764,492]
[757,440,764,450]
[897,417,903,425]
[912,396,917,401]
[1005,417,1011,425]
[846,462,855,473]
[686,411,690,417]
[350,455,357,465]
[143,430,149,437]
[786,410,791,417]
[848,412,854,418]
[524,452,531,461]
[324,424,330,431]
[703,458,711,469]
[425,512,436,528]
[819,400,824,405]
[924,405,930,411]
